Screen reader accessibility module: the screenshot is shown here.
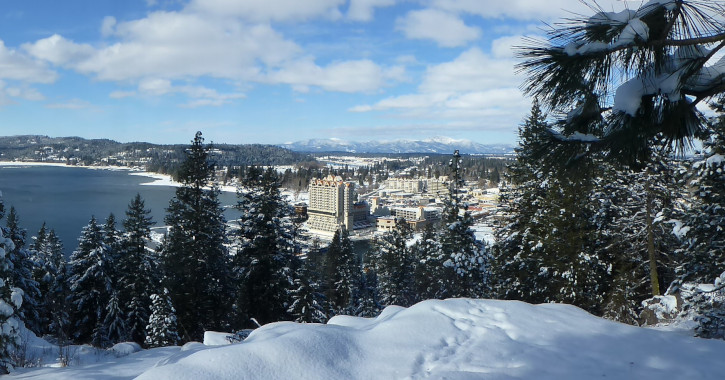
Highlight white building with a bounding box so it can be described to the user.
[384,178,424,193]
[306,175,356,234]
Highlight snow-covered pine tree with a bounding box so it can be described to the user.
[492,102,554,303]
[593,148,682,322]
[519,0,725,164]
[288,261,327,323]
[162,132,232,340]
[68,216,114,345]
[43,229,70,342]
[4,207,41,333]
[676,113,725,284]
[118,194,159,345]
[0,197,22,374]
[354,258,380,317]
[234,167,297,327]
[492,103,607,314]
[145,290,181,348]
[30,223,53,335]
[438,200,489,299]
[324,229,360,314]
[438,151,490,299]
[412,224,446,300]
[371,219,417,307]
[102,290,127,347]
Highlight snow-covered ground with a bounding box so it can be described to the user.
[9,298,725,380]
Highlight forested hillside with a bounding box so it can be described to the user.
[0,135,314,175]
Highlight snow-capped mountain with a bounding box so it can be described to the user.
[279,137,514,154]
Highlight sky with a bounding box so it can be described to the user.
[0,0,651,145]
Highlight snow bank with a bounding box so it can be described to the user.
[136,299,725,380]
[203,331,233,346]
[110,342,142,357]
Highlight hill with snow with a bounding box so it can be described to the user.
[9,298,725,380]
[279,137,514,155]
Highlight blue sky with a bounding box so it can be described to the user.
[0,0,639,145]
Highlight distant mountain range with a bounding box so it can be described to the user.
[279,137,515,155]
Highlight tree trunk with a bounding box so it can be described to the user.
[645,180,661,296]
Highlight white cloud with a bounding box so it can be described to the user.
[430,0,628,22]
[187,0,345,22]
[0,80,45,106]
[0,40,57,83]
[420,47,518,93]
[5,85,45,101]
[396,9,481,47]
[45,99,92,109]
[22,34,95,66]
[350,47,529,132]
[347,0,396,22]
[101,16,117,37]
[267,58,405,93]
[134,78,245,106]
[22,8,400,96]
[23,12,300,82]
[109,90,136,99]
[138,78,173,96]
[491,35,525,59]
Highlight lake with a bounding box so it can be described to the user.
[0,164,240,255]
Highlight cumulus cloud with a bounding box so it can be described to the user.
[267,58,406,93]
[22,34,95,66]
[22,7,403,97]
[491,35,525,59]
[101,16,117,37]
[347,0,396,22]
[187,0,345,22]
[396,9,481,47]
[0,80,45,106]
[0,40,57,83]
[132,78,246,107]
[350,47,529,132]
[420,47,517,93]
[430,0,628,22]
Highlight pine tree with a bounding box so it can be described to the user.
[118,194,159,344]
[372,219,417,307]
[68,216,114,345]
[492,104,606,314]
[519,0,725,164]
[4,207,41,333]
[593,151,682,321]
[145,290,181,348]
[234,167,297,327]
[354,260,380,318]
[493,102,560,303]
[44,230,70,342]
[102,290,127,347]
[31,226,70,340]
[438,202,489,299]
[324,229,360,314]
[0,197,22,374]
[412,224,446,300]
[288,262,327,323]
[162,132,232,341]
[438,151,490,299]
[676,114,725,284]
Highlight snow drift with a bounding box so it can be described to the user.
[135,299,725,380]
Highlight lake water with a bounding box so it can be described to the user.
[0,165,240,255]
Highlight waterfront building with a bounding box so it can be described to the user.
[306,175,356,234]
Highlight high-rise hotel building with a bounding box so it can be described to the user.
[307,175,355,234]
